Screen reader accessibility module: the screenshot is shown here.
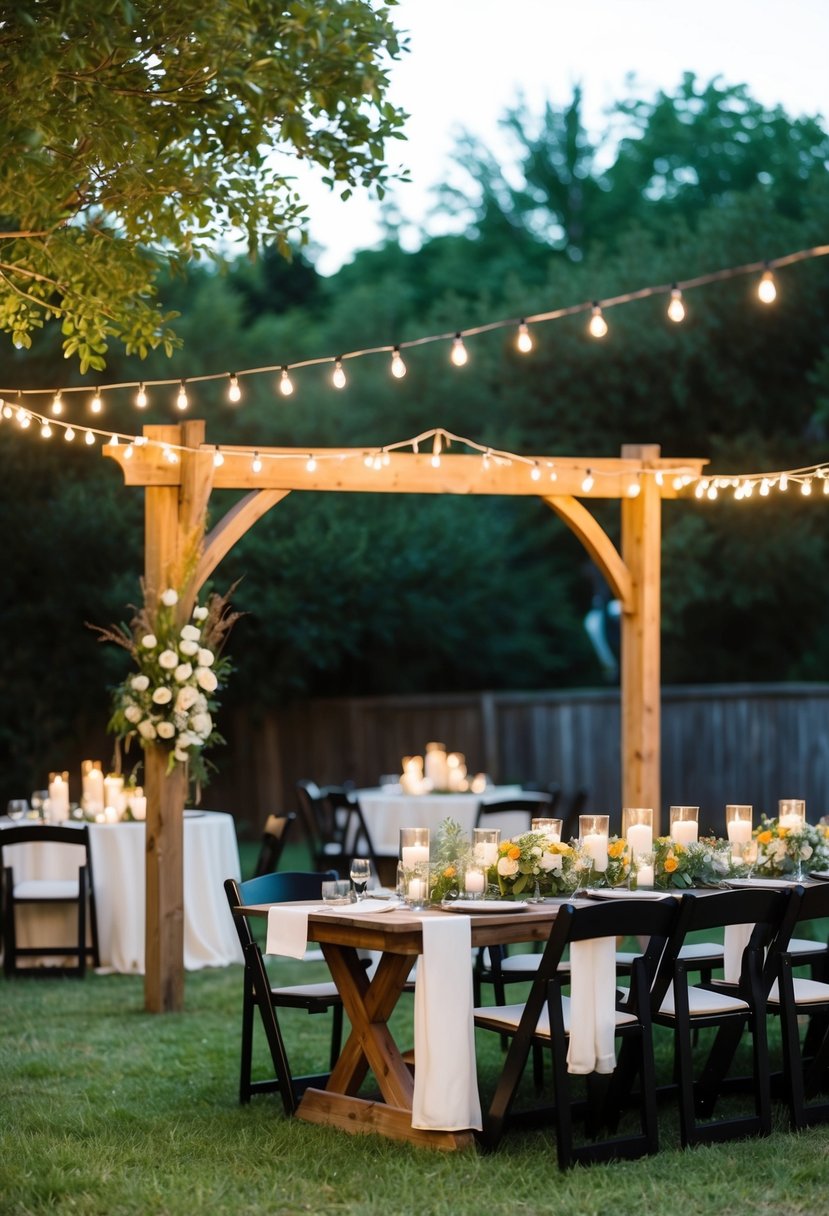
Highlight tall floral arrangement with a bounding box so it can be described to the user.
[93,582,239,788]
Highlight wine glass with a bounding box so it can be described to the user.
[349,858,371,901]
[6,799,29,821]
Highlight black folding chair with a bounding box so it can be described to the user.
[252,813,296,878]
[475,895,680,1168]
[223,869,343,1115]
[647,887,798,1148]
[1,824,100,977]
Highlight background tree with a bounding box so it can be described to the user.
[0,0,407,370]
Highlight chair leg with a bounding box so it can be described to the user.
[329,1002,344,1071]
[239,980,256,1104]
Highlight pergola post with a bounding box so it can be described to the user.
[620,444,663,831]
[142,420,213,1012]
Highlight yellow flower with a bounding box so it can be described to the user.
[608,840,626,859]
[757,830,773,844]
[777,826,789,838]
[664,855,678,873]
[443,865,456,879]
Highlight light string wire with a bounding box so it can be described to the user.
[0,243,827,406]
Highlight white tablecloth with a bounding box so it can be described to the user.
[0,811,242,973]
[356,786,525,853]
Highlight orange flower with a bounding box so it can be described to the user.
[757,830,773,845]
[443,865,456,879]
[508,845,521,860]
[664,856,679,873]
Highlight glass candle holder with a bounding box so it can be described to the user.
[623,807,654,858]
[472,827,500,869]
[579,814,609,873]
[669,806,699,846]
[399,827,430,908]
[725,804,753,858]
[633,852,656,889]
[531,817,562,841]
[778,799,806,831]
[47,770,70,822]
[463,863,487,899]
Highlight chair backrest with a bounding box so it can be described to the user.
[652,887,799,1007]
[1,823,92,879]
[252,813,296,878]
[475,793,555,833]
[522,782,562,811]
[224,869,338,951]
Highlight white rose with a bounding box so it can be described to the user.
[158,649,179,670]
[124,705,142,724]
[179,639,199,657]
[152,686,172,705]
[137,720,157,740]
[180,624,201,642]
[194,693,208,712]
[131,674,150,692]
[174,663,193,682]
[190,711,213,738]
[178,731,200,749]
[192,605,208,621]
[175,686,198,712]
[141,634,157,650]
[538,851,558,871]
[173,748,190,763]
[497,856,519,877]
[161,588,178,606]
[156,721,175,739]
[197,648,214,668]
[196,667,218,693]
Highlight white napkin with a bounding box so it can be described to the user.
[265,906,310,959]
[566,936,617,1074]
[412,915,482,1131]
[723,922,754,983]
[325,898,400,917]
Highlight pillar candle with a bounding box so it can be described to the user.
[636,863,655,888]
[48,773,70,820]
[407,877,427,901]
[464,869,485,895]
[778,813,803,832]
[671,819,698,846]
[727,819,752,846]
[401,845,429,868]
[82,764,104,807]
[583,831,609,872]
[627,822,653,856]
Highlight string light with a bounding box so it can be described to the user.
[482,449,491,471]
[450,334,468,367]
[391,346,407,379]
[627,479,641,497]
[332,358,347,389]
[40,421,51,439]
[84,430,95,445]
[124,443,134,460]
[136,383,148,409]
[431,432,442,468]
[581,470,595,492]
[516,320,534,354]
[667,286,686,323]
[108,434,119,448]
[758,267,777,304]
[801,480,812,496]
[252,451,262,473]
[779,473,788,491]
[176,380,188,411]
[51,392,63,416]
[227,374,241,404]
[64,427,74,442]
[530,462,541,482]
[90,389,102,414]
[213,446,224,468]
[278,367,294,397]
[588,304,608,338]
[306,455,317,473]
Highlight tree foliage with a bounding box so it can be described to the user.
[0,0,407,370]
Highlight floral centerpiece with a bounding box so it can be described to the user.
[754,815,829,878]
[93,581,239,789]
[491,831,580,899]
[652,835,735,889]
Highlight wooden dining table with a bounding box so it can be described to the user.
[244,900,564,1150]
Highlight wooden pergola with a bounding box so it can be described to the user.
[105,420,706,1011]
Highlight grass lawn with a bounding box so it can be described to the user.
[1,842,828,1214]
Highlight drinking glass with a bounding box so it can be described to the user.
[349,858,371,900]
[30,791,48,819]
[6,799,28,821]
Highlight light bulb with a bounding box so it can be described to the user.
[824,479,829,496]
[588,304,608,338]
[760,479,770,496]
[673,475,684,490]
[213,447,224,468]
[64,427,75,442]
[758,269,777,304]
[363,453,373,468]
[332,359,347,389]
[51,392,63,416]
[124,444,134,460]
[108,434,119,447]
[516,321,533,353]
[2,403,11,419]
[381,450,391,466]
[530,463,541,482]
[279,366,294,396]
[581,470,595,492]
[391,346,407,379]
[176,381,188,411]
[228,374,241,404]
[667,286,685,323]
[482,450,491,471]
[84,430,95,445]
[136,383,148,409]
[450,334,468,367]
[252,451,262,473]
[372,454,383,470]
[779,473,788,491]
[801,480,812,496]
[40,422,51,438]
[90,390,102,414]
[707,485,718,500]
[627,480,641,497]
[694,483,705,499]
[306,456,317,473]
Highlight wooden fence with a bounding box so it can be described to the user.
[209,683,829,839]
